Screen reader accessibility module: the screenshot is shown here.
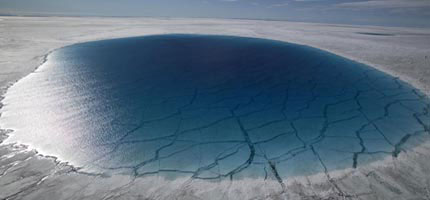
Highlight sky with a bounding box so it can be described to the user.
[0,0,429,27]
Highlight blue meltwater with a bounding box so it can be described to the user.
[1,35,429,180]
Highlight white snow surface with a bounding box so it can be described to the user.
[0,16,430,200]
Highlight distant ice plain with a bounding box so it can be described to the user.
[0,16,430,200]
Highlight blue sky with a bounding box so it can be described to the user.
[0,0,429,27]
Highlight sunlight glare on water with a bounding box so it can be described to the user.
[1,35,429,180]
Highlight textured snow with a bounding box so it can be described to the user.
[0,16,430,200]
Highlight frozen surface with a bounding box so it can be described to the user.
[0,17,430,200]
[1,35,429,181]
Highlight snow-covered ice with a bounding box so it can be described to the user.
[0,16,430,200]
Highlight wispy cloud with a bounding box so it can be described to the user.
[268,2,289,8]
[294,0,322,1]
[336,0,430,9]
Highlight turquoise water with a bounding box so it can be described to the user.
[1,35,429,180]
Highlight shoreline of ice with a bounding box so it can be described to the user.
[1,16,430,199]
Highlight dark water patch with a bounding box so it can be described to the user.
[1,34,429,180]
[356,32,395,36]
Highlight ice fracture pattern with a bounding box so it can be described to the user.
[1,35,429,182]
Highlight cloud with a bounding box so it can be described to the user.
[268,2,289,8]
[336,0,430,9]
